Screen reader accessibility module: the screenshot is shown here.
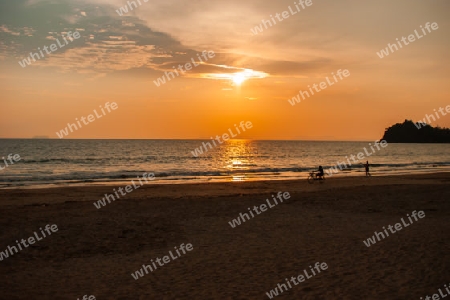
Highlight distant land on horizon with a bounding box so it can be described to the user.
[32,136,50,139]
[381,120,450,143]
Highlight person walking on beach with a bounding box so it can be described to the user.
[364,161,371,177]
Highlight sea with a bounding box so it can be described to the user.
[0,139,449,189]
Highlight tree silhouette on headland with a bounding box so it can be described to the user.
[381,120,450,143]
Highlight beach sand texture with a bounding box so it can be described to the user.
[1,173,449,299]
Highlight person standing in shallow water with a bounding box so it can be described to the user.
[364,161,371,176]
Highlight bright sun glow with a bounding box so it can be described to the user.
[202,68,268,86]
[232,73,247,85]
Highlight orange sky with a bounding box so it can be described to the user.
[0,0,449,140]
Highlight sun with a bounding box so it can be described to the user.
[201,68,268,85]
[232,73,247,85]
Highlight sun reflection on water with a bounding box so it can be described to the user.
[213,139,257,182]
[232,175,246,182]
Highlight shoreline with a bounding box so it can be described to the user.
[1,172,449,206]
[1,169,449,191]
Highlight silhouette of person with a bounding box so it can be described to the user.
[364,161,371,177]
[316,166,324,179]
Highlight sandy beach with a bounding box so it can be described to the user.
[1,173,449,299]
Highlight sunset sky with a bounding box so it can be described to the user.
[0,0,449,140]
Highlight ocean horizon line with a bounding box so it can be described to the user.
[1,137,387,142]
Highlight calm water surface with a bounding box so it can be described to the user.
[0,139,449,188]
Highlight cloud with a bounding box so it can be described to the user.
[0,0,282,80]
[0,24,35,36]
[33,40,156,74]
[5,0,448,82]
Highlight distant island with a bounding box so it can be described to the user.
[381,120,450,143]
[32,136,50,139]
